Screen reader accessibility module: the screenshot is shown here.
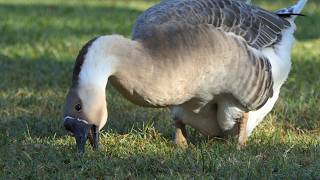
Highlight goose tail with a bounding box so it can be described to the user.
[275,0,308,20]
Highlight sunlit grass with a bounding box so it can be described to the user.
[0,0,319,178]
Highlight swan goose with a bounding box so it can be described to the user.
[63,0,307,153]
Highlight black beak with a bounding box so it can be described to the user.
[64,116,99,154]
[88,125,99,150]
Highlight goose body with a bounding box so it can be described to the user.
[63,0,307,153]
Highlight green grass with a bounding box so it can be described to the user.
[0,0,319,178]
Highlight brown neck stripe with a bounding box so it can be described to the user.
[72,36,100,86]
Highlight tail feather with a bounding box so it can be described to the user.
[237,0,251,4]
[292,0,308,14]
[275,0,308,20]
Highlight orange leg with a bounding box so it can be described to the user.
[237,112,249,149]
[174,120,188,148]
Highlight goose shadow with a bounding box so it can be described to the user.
[1,54,319,144]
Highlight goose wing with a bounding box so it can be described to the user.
[132,0,290,49]
[132,0,290,110]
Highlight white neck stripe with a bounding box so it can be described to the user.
[64,116,89,124]
[78,36,117,89]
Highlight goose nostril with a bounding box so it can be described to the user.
[64,124,71,130]
[64,122,74,133]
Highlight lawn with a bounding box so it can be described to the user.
[0,0,319,178]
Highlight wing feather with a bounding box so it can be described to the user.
[132,0,290,49]
[131,0,288,110]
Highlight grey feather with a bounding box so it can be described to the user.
[132,0,290,49]
[130,0,291,110]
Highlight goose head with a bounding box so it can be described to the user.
[63,35,160,153]
[63,36,120,153]
[63,85,107,154]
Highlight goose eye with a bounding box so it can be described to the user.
[75,104,82,112]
